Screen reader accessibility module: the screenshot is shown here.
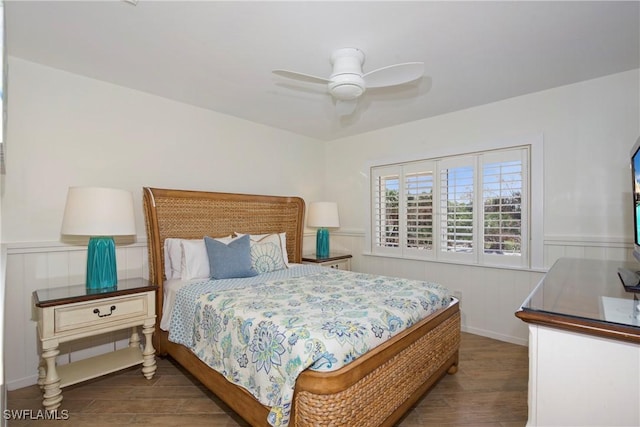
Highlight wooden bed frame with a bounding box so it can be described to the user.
[142,187,461,427]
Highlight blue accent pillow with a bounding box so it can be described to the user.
[204,234,258,279]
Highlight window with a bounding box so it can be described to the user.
[371,145,531,268]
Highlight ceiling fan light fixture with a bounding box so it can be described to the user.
[328,74,365,100]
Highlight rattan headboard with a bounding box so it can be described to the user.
[143,187,305,317]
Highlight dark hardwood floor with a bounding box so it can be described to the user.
[7,332,528,426]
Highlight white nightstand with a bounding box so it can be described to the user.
[302,253,352,271]
[33,278,157,410]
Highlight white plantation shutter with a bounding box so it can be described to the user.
[403,161,435,256]
[372,166,400,253]
[371,144,531,268]
[405,171,433,250]
[438,156,476,263]
[480,149,528,267]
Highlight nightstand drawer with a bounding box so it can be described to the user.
[54,294,149,333]
[325,259,351,270]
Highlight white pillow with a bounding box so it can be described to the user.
[180,239,210,280]
[235,232,289,266]
[164,238,197,279]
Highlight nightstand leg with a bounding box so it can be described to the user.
[129,326,140,349]
[41,345,62,410]
[141,321,156,379]
[37,358,46,390]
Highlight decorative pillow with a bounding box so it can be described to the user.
[235,232,289,266]
[204,234,258,280]
[248,233,288,274]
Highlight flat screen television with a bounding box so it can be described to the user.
[631,136,640,259]
[618,136,640,289]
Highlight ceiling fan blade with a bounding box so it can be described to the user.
[272,69,330,85]
[363,62,425,88]
[335,99,358,116]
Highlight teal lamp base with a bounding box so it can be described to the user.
[316,228,330,259]
[86,236,118,290]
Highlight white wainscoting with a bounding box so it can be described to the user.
[543,235,633,265]
[4,240,148,390]
[4,233,634,390]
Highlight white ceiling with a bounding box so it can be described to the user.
[5,1,640,141]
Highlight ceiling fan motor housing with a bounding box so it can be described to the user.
[329,48,366,100]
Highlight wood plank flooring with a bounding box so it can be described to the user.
[7,332,529,426]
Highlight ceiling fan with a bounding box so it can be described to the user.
[273,48,425,116]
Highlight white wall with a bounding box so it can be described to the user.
[2,58,324,389]
[325,69,640,344]
[2,58,325,243]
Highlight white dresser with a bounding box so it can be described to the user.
[516,258,640,427]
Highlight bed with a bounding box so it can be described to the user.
[142,187,461,427]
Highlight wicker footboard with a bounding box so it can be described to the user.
[292,306,461,426]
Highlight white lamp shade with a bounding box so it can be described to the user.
[307,202,340,228]
[61,187,136,236]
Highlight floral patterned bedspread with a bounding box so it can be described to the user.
[168,265,451,427]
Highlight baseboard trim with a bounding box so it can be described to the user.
[462,325,528,347]
[6,375,38,392]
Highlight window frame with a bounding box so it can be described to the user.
[365,135,543,270]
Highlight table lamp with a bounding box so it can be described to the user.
[307,201,340,259]
[61,186,136,290]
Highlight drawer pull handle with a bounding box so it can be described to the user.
[93,305,116,318]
